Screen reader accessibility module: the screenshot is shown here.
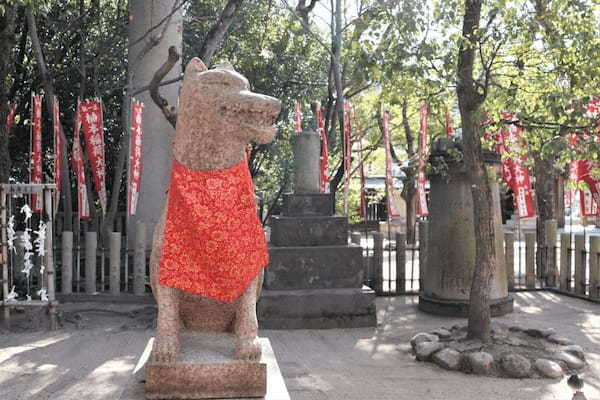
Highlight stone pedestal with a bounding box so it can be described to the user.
[418,140,513,317]
[129,334,289,400]
[258,193,376,329]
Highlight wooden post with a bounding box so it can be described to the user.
[589,236,600,299]
[504,232,515,291]
[559,233,571,292]
[545,219,558,286]
[0,187,9,325]
[61,231,73,294]
[525,232,536,288]
[74,213,81,292]
[133,221,147,296]
[109,232,121,295]
[85,232,97,294]
[350,232,361,245]
[44,189,58,330]
[574,234,586,295]
[396,232,406,294]
[372,231,384,294]
[418,220,428,292]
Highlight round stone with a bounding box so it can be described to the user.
[534,359,564,379]
[554,351,585,370]
[431,328,452,339]
[547,335,573,346]
[524,328,556,338]
[415,341,445,361]
[500,353,531,378]
[465,351,494,375]
[562,345,585,361]
[432,348,462,371]
[410,332,439,351]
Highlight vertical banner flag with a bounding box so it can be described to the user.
[383,111,402,218]
[417,104,429,217]
[343,101,352,215]
[6,104,16,133]
[294,102,302,133]
[31,93,43,213]
[80,99,107,214]
[128,100,144,216]
[72,106,90,219]
[500,112,535,218]
[567,133,599,216]
[445,113,454,139]
[316,102,330,193]
[53,97,63,207]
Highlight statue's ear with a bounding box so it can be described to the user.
[215,61,235,72]
[185,58,207,75]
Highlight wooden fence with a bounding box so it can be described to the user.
[358,219,600,302]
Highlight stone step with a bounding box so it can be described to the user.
[265,245,363,290]
[270,215,348,246]
[281,193,334,217]
[258,287,377,329]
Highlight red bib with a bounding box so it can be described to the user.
[159,159,268,302]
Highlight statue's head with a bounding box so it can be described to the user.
[178,58,281,145]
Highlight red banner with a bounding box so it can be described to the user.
[567,133,599,216]
[383,111,401,219]
[417,104,429,217]
[31,94,43,213]
[53,97,62,206]
[128,100,144,216]
[80,99,107,214]
[499,112,535,218]
[72,108,90,219]
[294,102,302,133]
[6,104,16,133]
[316,102,330,193]
[445,113,454,139]
[357,128,366,220]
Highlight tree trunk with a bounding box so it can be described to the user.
[555,175,565,228]
[26,6,74,229]
[197,0,244,65]
[534,155,556,282]
[456,0,496,343]
[401,99,417,243]
[128,0,183,244]
[0,5,16,184]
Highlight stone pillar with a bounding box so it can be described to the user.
[418,139,513,317]
[258,129,376,329]
[293,131,321,194]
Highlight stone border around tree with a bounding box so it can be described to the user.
[410,323,586,379]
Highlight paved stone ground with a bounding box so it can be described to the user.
[0,292,598,400]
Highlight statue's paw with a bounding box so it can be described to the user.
[152,334,180,363]
[234,337,261,361]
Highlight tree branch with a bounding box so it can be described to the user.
[198,0,245,65]
[149,45,180,129]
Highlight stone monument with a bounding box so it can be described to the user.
[258,127,376,329]
[145,59,281,399]
[418,139,513,317]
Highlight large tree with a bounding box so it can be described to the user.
[456,0,496,342]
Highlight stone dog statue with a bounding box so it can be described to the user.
[149,58,281,363]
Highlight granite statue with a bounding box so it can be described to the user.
[149,58,281,364]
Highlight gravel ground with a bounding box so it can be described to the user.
[0,292,598,400]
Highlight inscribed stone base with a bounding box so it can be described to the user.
[119,334,289,400]
[418,294,514,317]
[258,287,377,329]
